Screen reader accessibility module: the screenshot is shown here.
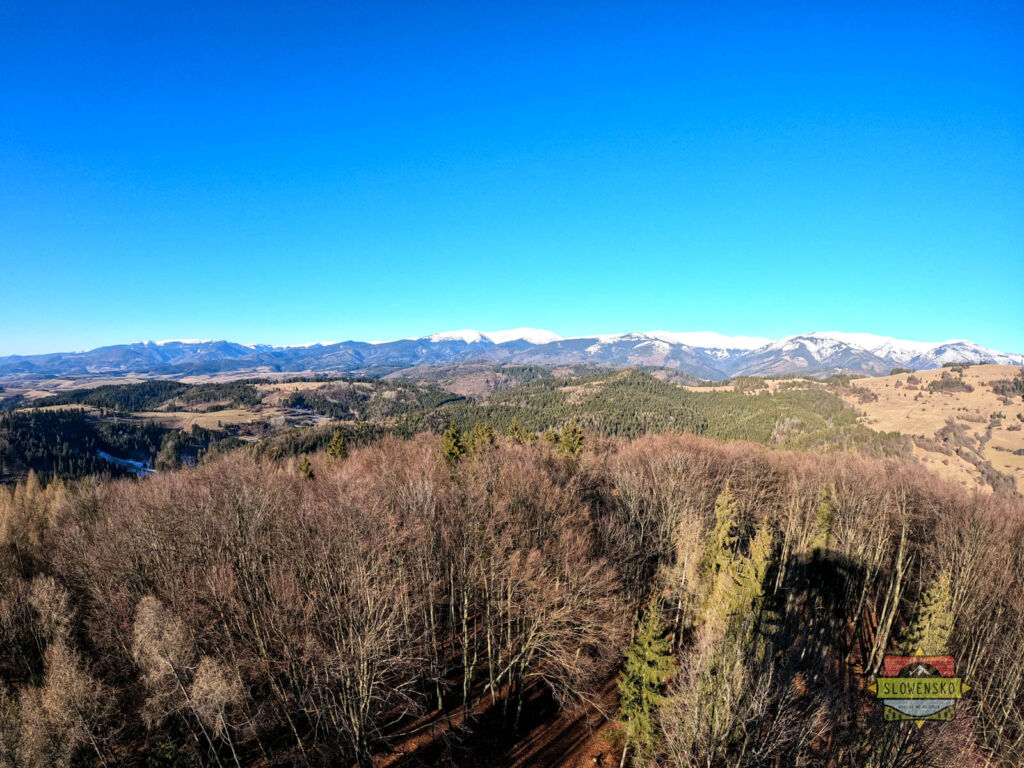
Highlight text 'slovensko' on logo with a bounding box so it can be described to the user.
[868,649,970,727]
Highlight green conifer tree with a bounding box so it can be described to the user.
[327,428,348,460]
[465,422,495,454]
[727,523,772,612]
[299,455,314,480]
[727,522,775,646]
[506,418,526,444]
[617,595,672,765]
[701,482,740,582]
[558,418,584,458]
[901,568,954,655]
[156,431,182,471]
[440,425,465,467]
[541,427,559,445]
[687,521,778,762]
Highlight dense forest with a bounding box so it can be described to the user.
[277,369,907,454]
[436,369,865,442]
[0,430,1021,767]
[0,410,167,483]
[33,381,267,412]
[0,410,258,484]
[285,380,464,422]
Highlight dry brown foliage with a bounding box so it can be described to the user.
[17,642,109,768]
[0,431,1021,766]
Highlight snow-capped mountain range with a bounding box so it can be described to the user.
[0,330,1020,380]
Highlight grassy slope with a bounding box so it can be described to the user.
[838,364,1024,492]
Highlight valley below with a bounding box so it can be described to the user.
[3,359,1021,495]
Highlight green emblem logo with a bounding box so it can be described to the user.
[869,650,970,726]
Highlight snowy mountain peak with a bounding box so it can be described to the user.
[769,332,1016,367]
[911,341,1024,368]
[483,328,564,345]
[4,330,1019,380]
[425,329,488,344]
[772,334,855,359]
[804,332,945,360]
[641,331,772,351]
[423,328,563,345]
[139,339,218,346]
[567,331,771,349]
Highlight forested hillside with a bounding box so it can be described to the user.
[32,380,267,411]
[1,433,1021,767]
[1,369,914,487]
[0,410,166,483]
[438,369,874,444]
[266,369,907,452]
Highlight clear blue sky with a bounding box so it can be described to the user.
[1,1,1022,355]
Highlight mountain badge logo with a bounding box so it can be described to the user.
[869,650,970,726]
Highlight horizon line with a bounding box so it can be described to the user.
[1,328,1016,359]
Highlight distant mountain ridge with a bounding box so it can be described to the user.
[1,330,1020,381]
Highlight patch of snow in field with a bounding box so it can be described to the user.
[97,451,154,477]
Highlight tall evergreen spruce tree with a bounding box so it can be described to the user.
[558,418,584,458]
[440,425,465,466]
[730,521,775,648]
[617,595,672,766]
[902,568,954,655]
[741,522,773,608]
[327,428,348,460]
[466,422,496,454]
[506,418,527,444]
[705,521,772,633]
[701,482,740,583]
[686,520,778,762]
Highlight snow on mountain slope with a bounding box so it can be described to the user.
[765,333,1024,368]
[909,341,1024,368]
[2,330,1019,379]
[642,331,772,350]
[483,328,564,345]
[722,335,889,377]
[138,339,217,346]
[422,328,563,345]
[773,336,841,360]
[569,331,769,357]
[425,330,489,343]
[803,332,947,364]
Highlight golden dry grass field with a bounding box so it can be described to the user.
[681,365,1024,493]
[130,408,281,430]
[838,364,1024,493]
[23,403,286,431]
